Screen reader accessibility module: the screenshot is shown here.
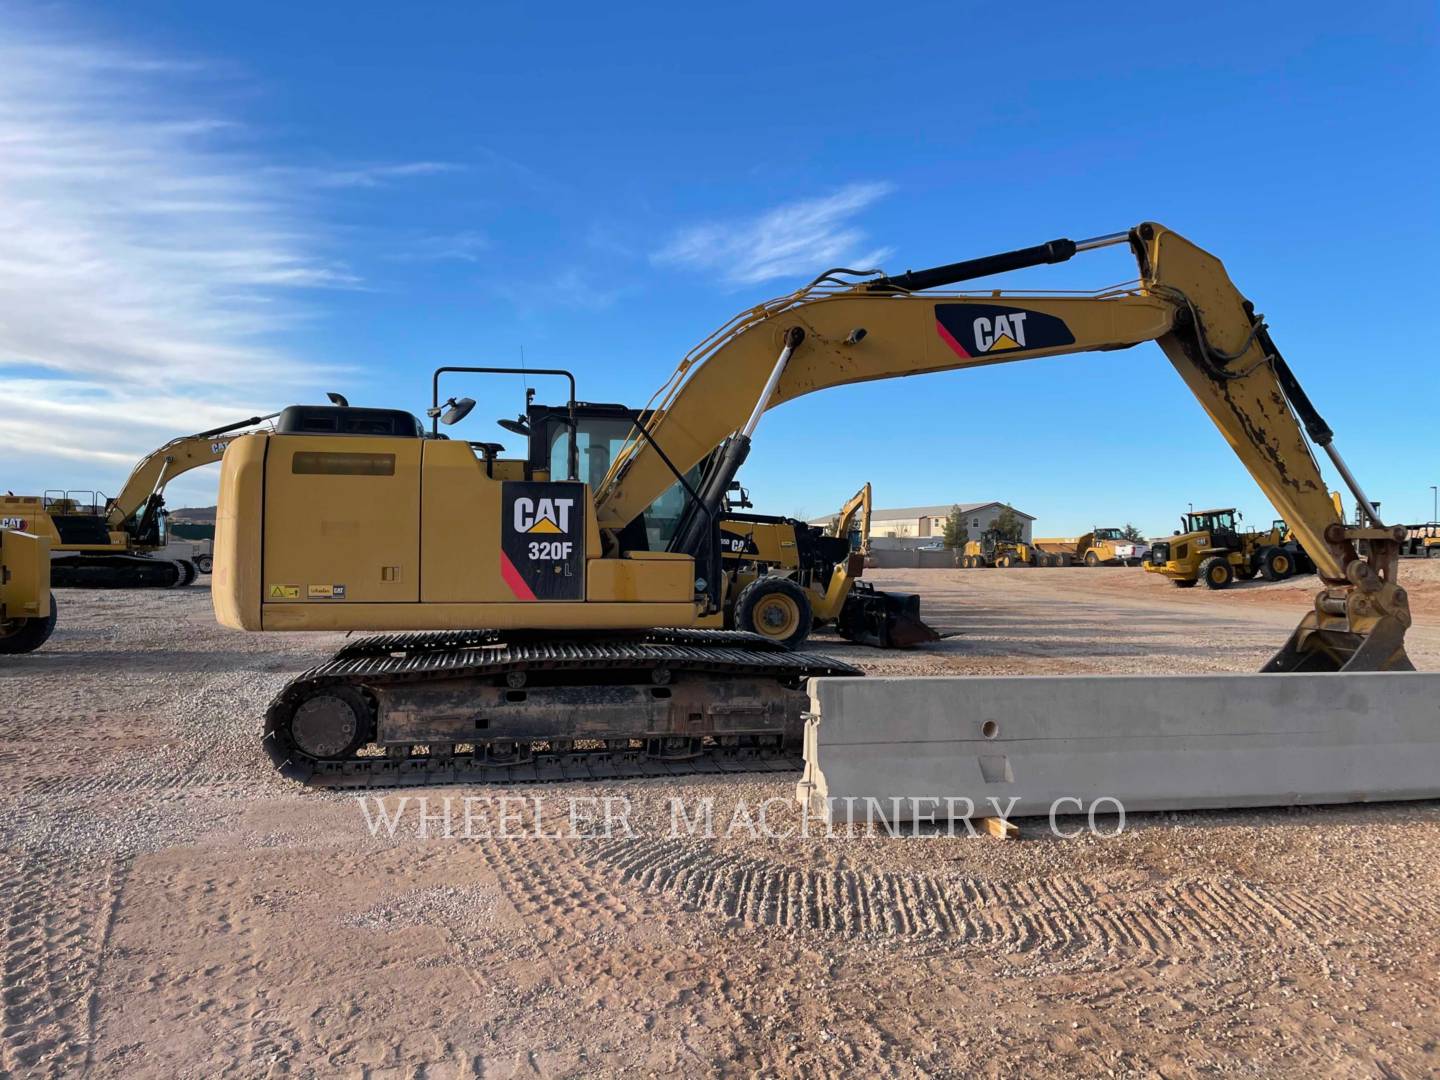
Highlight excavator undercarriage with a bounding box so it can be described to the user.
[264,628,859,786]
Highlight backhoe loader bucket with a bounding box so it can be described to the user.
[835,582,941,649]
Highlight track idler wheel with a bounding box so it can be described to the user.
[266,684,376,780]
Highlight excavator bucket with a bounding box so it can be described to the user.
[835,582,941,649]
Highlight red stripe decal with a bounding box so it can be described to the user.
[499,552,538,601]
[935,318,971,358]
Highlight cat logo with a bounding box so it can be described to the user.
[0,517,26,530]
[513,497,575,535]
[973,312,1027,353]
[935,303,1076,359]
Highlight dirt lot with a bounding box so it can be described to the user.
[2,563,1438,1078]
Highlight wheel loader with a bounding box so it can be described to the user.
[1146,508,1317,588]
[208,222,1415,788]
[717,483,938,648]
[2,412,276,589]
[0,529,56,654]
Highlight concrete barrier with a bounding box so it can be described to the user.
[866,548,959,569]
[797,673,1440,824]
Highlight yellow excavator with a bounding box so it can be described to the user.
[211,222,1413,786]
[1,412,276,588]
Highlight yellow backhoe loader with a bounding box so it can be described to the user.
[718,482,938,648]
[210,222,1413,787]
[2,413,276,588]
[0,529,55,654]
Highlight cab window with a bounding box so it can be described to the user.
[546,418,701,549]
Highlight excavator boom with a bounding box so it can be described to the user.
[596,222,1408,672]
[106,413,279,536]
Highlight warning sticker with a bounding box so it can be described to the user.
[268,584,301,600]
[307,584,347,599]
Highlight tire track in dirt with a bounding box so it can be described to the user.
[18,770,261,798]
[583,836,1440,956]
[0,849,126,1078]
[472,837,785,1070]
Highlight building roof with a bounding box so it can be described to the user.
[807,501,1035,525]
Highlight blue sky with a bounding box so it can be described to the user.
[1,1,1436,533]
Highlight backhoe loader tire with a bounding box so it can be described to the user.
[997,555,1013,568]
[735,577,813,650]
[1085,551,1101,567]
[1199,556,1234,590]
[0,596,58,655]
[1260,547,1293,581]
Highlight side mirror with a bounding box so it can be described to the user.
[440,397,476,426]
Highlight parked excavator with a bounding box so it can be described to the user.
[2,412,276,588]
[211,221,1414,787]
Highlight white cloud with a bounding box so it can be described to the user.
[267,161,460,189]
[0,20,432,495]
[388,229,490,263]
[653,182,895,287]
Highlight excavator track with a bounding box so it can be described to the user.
[264,628,862,788]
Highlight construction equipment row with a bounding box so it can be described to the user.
[961,526,1148,568]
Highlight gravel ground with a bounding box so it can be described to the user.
[1,564,1437,1078]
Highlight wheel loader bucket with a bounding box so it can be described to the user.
[835,584,941,649]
